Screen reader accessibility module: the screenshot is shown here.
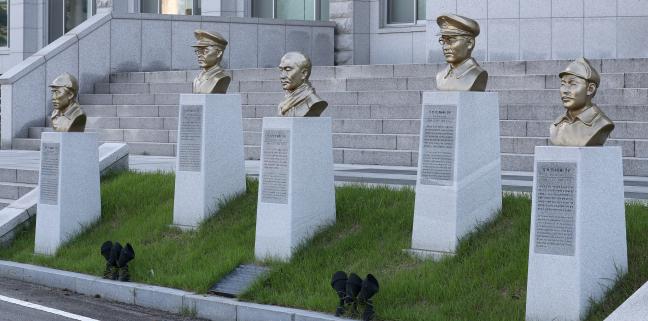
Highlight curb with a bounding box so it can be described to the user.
[0,260,349,321]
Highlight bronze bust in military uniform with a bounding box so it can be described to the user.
[50,73,86,132]
[192,30,231,94]
[436,14,488,92]
[277,52,328,117]
[550,58,614,147]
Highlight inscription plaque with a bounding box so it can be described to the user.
[178,105,203,172]
[419,105,457,186]
[260,129,290,204]
[534,162,577,256]
[40,143,60,205]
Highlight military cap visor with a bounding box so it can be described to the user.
[192,30,228,48]
[559,58,600,85]
[49,73,78,91]
[436,14,480,37]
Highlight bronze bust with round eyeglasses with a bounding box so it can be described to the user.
[435,14,488,92]
[192,30,231,94]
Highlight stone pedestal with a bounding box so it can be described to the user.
[34,132,101,255]
[526,146,627,321]
[410,91,502,259]
[173,94,246,229]
[254,117,335,261]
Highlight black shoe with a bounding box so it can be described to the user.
[100,241,113,279]
[108,242,123,280]
[117,243,135,282]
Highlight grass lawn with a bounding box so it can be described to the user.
[0,171,647,321]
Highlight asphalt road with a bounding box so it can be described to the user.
[0,277,209,321]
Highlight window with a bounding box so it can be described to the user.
[49,0,94,43]
[141,0,200,15]
[0,0,7,47]
[252,0,329,21]
[386,0,425,25]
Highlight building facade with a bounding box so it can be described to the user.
[2,0,648,74]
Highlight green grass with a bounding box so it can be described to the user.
[1,171,647,321]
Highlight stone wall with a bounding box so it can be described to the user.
[330,0,370,65]
[426,0,648,63]
[0,12,334,149]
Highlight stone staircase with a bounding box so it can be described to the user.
[12,59,648,176]
[0,167,38,210]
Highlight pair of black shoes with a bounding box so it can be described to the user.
[100,241,135,282]
[331,272,380,321]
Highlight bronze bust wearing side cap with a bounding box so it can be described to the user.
[277,52,328,117]
[192,29,231,94]
[50,73,86,132]
[436,14,488,92]
[550,58,614,147]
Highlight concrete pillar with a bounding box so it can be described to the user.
[329,0,370,65]
[201,0,246,17]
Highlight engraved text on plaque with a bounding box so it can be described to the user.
[178,105,203,172]
[534,162,577,256]
[40,143,61,205]
[260,129,290,204]
[419,105,457,186]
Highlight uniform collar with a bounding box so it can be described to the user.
[51,102,81,120]
[553,104,600,126]
[444,58,478,79]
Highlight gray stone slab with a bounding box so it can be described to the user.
[286,26,312,58]
[79,22,110,93]
[0,261,25,280]
[116,105,158,117]
[149,83,192,94]
[311,27,334,66]
[86,278,137,304]
[552,18,584,59]
[145,71,187,83]
[333,119,382,134]
[172,21,202,70]
[488,19,520,61]
[501,153,534,172]
[382,119,420,134]
[585,18,617,59]
[343,149,413,166]
[80,94,113,105]
[142,19,173,71]
[258,24,286,68]
[347,78,407,91]
[119,117,164,130]
[159,105,179,117]
[98,129,125,141]
[396,135,419,150]
[111,19,141,72]
[16,170,38,184]
[406,77,436,91]
[155,94,180,105]
[127,142,176,156]
[333,133,397,149]
[183,294,238,321]
[501,120,527,136]
[520,18,552,61]
[134,284,187,313]
[113,94,155,105]
[123,129,170,143]
[370,105,421,119]
[87,117,119,129]
[108,83,150,94]
[229,23,258,69]
[357,91,420,106]
[393,64,442,78]
[323,105,371,119]
[237,302,294,321]
[0,169,17,183]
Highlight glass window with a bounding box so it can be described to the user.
[65,0,88,32]
[387,0,425,24]
[277,0,305,20]
[0,0,8,47]
[253,0,329,21]
[141,0,196,15]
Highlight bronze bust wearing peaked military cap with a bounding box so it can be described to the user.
[50,73,86,132]
[192,29,231,94]
[277,52,328,117]
[435,14,488,92]
[550,58,614,146]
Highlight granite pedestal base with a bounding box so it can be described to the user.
[526,146,627,321]
[254,117,335,261]
[34,132,101,255]
[173,94,246,229]
[410,91,502,258]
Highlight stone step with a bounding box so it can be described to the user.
[503,104,648,122]
[99,72,648,94]
[107,59,648,83]
[85,117,178,130]
[0,181,36,200]
[80,88,648,107]
[0,168,39,184]
[501,119,648,140]
[81,105,179,118]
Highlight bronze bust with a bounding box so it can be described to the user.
[435,14,488,92]
[50,73,86,132]
[277,52,328,117]
[192,29,231,94]
[550,58,614,147]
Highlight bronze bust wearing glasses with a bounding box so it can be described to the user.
[435,14,488,92]
[192,29,231,94]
